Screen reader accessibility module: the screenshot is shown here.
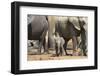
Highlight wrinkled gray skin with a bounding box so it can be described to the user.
[28,16,48,54]
[48,17,87,56]
[54,32,65,56]
[55,19,87,56]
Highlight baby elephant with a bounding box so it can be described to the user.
[54,33,65,56]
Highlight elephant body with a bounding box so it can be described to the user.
[54,32,65,56]
[28,15,87,56]
[55,19,80,55]
[28,16,48,54]
[48,16,87,56]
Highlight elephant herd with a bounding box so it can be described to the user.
[28,15,87,56]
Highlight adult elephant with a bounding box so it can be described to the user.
[48,16,87,56]
[28,15,48,54]
[55,17,87,56]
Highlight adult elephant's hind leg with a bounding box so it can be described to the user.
[38,39,43,54]
[38,31,46,54]
[43,38,49,54]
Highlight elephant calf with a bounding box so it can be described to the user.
[54,32,65,56]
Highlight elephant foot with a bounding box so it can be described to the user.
[83,52,87,56]
[55,52,60,57]
[56,54,60,57]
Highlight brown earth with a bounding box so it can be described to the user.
[27,39,87,61]
[27,54,87,61]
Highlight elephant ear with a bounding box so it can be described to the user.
[68,17,81,30]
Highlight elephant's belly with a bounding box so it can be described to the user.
[31,32,42,40]
[60,25,77,39]
[62,34,73,40]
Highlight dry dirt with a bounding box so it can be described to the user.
[27,51,87,61]
[27,39,87,61]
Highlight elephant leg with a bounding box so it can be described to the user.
[60,45,64,56]
[63,40,69,55]
[58,43,61,56]
[57,44,62,56]
[60,38,65,56]
[76,37,79,48]
[79,40,87,56]
[55,43,58,56]
[82,43,87,56]
[43,38,48,54]
[72,36,78,55]
[39,30,48,54]
[61,44,66,56]
[55,41,61,56]
[83,48,87,56]
[38,39,43,54]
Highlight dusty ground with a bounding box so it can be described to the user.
[27,49,87,61]
[27,54,87,61]
[27,39,87,61]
